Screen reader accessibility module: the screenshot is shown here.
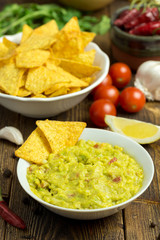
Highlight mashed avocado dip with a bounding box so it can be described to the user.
[27,140,144,209]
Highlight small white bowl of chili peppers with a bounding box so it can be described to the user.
[111,4,160,70]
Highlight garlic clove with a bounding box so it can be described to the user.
[134,78,154,101]
[0,126,24,145]
[134,60,160,101]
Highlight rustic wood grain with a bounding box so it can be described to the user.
[0,0,160,239]
[124,201,160,240]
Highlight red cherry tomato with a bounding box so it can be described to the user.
[92,74,112,95]
[119,87,146,113]
[93,85,120,106]
[89,99,117,127]
[109,62,132,89]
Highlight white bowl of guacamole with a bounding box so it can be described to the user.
[17,128,154,220]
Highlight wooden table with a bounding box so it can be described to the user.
[0,0,160,239]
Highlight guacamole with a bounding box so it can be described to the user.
[27,140,144,209]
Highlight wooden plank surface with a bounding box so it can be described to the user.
[0,0,160,239]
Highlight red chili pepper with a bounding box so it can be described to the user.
[114,8,140,27]
[0,188,26,229]
[129,21,160,35]
[118,9,130,19]
[125,7,159,30]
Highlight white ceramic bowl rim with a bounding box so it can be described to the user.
[17,128,154,214]
[0,33,109,102]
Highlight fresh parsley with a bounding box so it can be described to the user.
[0,3,111,36]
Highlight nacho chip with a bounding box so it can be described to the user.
[0,43,8,58]
[26,64,82,95]
[0,61,24,95]
[62,17,81,32]
[0,18,99,99]
[31,93,47,98]
[19,71,28,87]
[45,58,61,69]
[25,66,53,94]
[52,17,84,58]
[16,21,59,53]
[44,67,88,95]
[55,67,88,87]
[17,33,57,53]
[0,38,17,61]
[45,80,87,96]
[59,59,101,78]
[71,49,96,65]
[15,127,51,165]
[36,120,86,154]
[34,20,59,36]
[52,32,83,58]
[81,31,96,47]
[67,87,81,94]
[48,87,69,97]
[17,87,31,97]
[3,37,18,49]
[81,77,95,84]
[21,24,33,44]
[45,83,69,94]
[16,49,50,68]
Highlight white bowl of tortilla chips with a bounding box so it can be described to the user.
[16,120,154,220]
[0,17,109,118]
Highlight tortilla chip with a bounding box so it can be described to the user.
[81,31,96,47]
[0,62,24,95]
[25,66,53,94]
[67,87,81,94]
[31,93,47,98]
[21,24,33,44]
[45,58,61,69]
[34,20,59,36]
[36,120,86,154]
[59,59,101,78]
[71,49,96,65]
[0,42,9,58]
[17,87,31,97]
[52,32,83,58]
[51,17,84,58]
[0,38,17,61]
[48,87,69,97]
[81,77,95,84]
[17,20,59,53]
[16,49,50,68]
[17,33,57,53]
[45,83,70,95]
[15,127,52,164]
[19,71,28,87]
[62,17,81,32]
[0,18,99,99]
[44,67,88,95]
[3,37,18,49]
[45,80,87,96]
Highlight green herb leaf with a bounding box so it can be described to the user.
[0,3,111,36]
[92,16,111,35]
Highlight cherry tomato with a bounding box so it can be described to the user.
[93,85,120,106]
[109,62,132,89]
[89,99,117,127]
[92,74,112,95]
[119,87,146,113]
